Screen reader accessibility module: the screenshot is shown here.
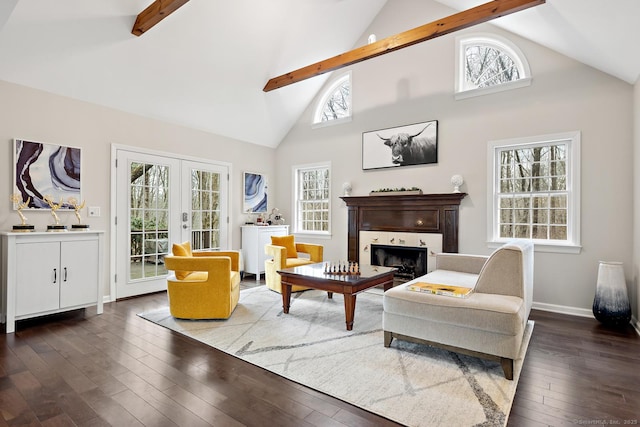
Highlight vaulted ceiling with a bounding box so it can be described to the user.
[0,1,638,148]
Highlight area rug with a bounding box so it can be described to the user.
[139,286,533,427]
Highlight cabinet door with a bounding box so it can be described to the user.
[60,239,99,308]
[15,242,60,316]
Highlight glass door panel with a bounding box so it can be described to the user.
[182,162,228,251]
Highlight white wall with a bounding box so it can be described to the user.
[274,0,635,316]
[0,80,276,300]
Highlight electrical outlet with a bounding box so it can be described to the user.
[88,206,101,217]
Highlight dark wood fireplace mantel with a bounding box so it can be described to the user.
[340,193,466,262]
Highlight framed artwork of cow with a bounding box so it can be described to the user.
[362,120,438,170]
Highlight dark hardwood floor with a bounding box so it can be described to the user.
[1,278,638,426]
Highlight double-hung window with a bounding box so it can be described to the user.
[487,132,581,253]
[293,162,331,235]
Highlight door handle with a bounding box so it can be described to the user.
[63,267,68,282]
[53,268,57,284]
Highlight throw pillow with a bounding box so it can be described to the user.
[271,235,298,258]
[172,241,193,279]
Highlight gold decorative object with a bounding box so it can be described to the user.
[68,197,89,230]
[10,193,35,231]
[43,195,67,231]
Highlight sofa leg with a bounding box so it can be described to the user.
[500,358,514,380]
[384,331,393,347]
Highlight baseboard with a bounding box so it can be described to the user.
[532,301,594,318]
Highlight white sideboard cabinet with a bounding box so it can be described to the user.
[1,231,104,333]
[241,225,289,280]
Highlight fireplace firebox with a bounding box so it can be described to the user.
[371,244,427,282]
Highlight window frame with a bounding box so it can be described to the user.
[291,161,332,238]
[312,72,352,128]
[455,33,531,100]
[486,131,581,254]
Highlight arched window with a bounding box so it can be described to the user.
[456,33,531,99]
[313,73,351,127]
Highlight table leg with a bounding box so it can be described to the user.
[343,294,356,331]
[282,282,292,314]
[327,292,333,299]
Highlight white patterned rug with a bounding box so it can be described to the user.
[139,286,533,427]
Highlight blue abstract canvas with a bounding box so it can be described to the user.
[243,172,267,213]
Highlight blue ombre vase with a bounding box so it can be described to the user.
[592,261,631,328]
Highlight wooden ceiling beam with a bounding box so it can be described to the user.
[132,0,190,37]
[263,0,545,92]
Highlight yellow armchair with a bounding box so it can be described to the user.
[265,242,323,293]
[164,249,241,319]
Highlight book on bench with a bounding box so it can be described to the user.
[406,282,473,298]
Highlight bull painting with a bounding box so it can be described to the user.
[362,120,438,170]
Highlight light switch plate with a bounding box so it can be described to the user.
[88,206,100,217]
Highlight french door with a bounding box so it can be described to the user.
[114,148,228,299]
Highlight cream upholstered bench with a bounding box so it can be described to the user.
[382,240,533,380]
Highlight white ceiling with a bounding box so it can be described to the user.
[0,0,638,148]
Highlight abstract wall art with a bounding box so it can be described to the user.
[243,171,267,213]
[13,139,81,209]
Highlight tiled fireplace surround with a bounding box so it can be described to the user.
[341,193,467,278]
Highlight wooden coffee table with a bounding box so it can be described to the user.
[277,263,396,330]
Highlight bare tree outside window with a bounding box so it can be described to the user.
[296,165,330,233]
[130,162,170,279]
[456,35,531,99]
[314,74,351,125]
[498,144,568,241]
[465,45,520,89]
[190,170,221,251]
[320,80,350,122]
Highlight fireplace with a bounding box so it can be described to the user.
[371,244,427,282]
[340,193,467,263]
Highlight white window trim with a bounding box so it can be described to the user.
[455,33,531,100]
[312,72,352,128]
[486,131,581,254]
[291,161,332,238]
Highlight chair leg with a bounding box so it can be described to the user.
[384,331,393,347]
[500,358,514,380]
